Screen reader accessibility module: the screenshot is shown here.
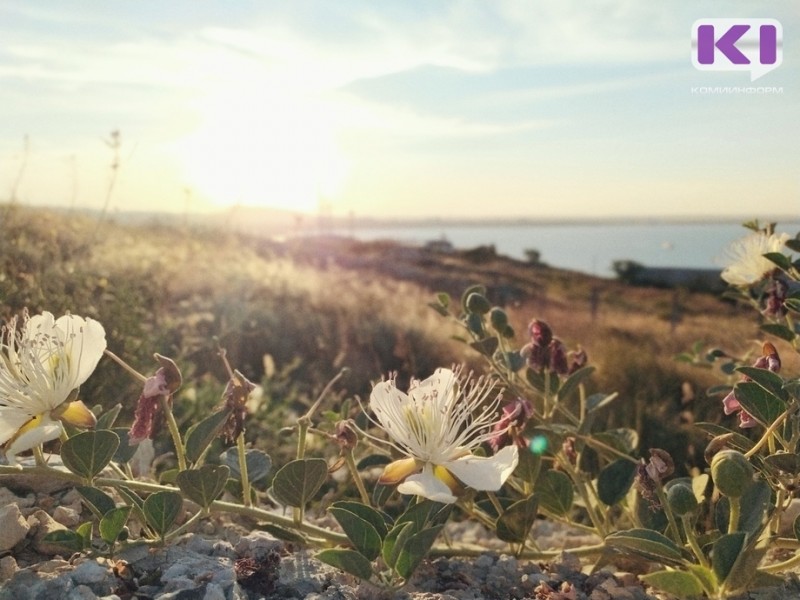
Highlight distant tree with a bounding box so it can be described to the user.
[524,248,541,264]
[612,260,644,284]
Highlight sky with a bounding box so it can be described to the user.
[0,1,798,221]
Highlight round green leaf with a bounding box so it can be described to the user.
[329,507,382,561]
[641,570,705,600]
[271,458,328,508]
[111,427,137,464]
[734,382,786,426]
[316,548,373,581]
[330,501,389,539]
[99,506,132,545]
[77,485,116,518]
[712,532,746,583]
[185,409,231,464]
[176,464,230,509]
[220,448,271,483]
[597,459,637,506]
[537,470,574,517]
[606,528,688,565]
[394,525,443,580]
[61,430,120,481]
[143,490,183,538]
[496,494,538,543]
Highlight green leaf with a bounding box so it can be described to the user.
[394,525,443,580]
[734,382,786,426]
[77,485,116,519]
[536,470,574,517]
[606,529,688,565]
[762,452,800,473]
[735,366,787,401]
[143,490,183,538]
[355,454,392,470]
[42,530,86,553]
[785,298,800,314]
[396,499,451,531]
[111,428,138,464]
[759,323,796,342]
[686,564,718,596]
[427,302,449,317]
[99,506,132,546]
[763,251,792,270]
[176,465,230,509]
[557,366,596,402]
[383,521,414,568]
[316,549,373,581]
[330,501,389,539]
[61,430,120,481]
[220,448,271,483]
[712,532,746,584]
[694,423,754,452]
[470,336,498,357]
[640,570,705,600]
[592,428,639,455]
[116,485,148,532]
[271,458,328,508]
[435,292,450,308]
[737,480,771,538]
[329,507,382,561]
[586,392,619,413]
[597,459,637,506]
[496,494,538,544]
[77,521,93,547]
[185,409,231,464]
[513,448,541,485]
[96,403,123,430]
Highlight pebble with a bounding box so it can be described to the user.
[0,486,36,508]
[27,509,69,555]
[53,505,82,527]
[0,556,18,583]
[0,503,31,551]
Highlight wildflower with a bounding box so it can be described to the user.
[721,342,780,429]
[635,449,673,511]
[522,319,576,375]
[567,347,588,375]
[489,397,533,451]
[0,311,106,465]
[762,279,788,318]
[721,231,789,286]
[220,369,257,444]
[366,367,519,503]
[129,355,182,445]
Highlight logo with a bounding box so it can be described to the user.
[691,19,782,81]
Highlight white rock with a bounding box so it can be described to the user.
[0,555,18,583]
[53,505,82,527]
[0,503,31,551]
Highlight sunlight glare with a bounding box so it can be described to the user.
[176,75,348,213]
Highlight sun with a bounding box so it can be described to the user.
[175,87,348,213]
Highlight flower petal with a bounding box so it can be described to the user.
[408,368,457,411]
[443,445,519,491]
[4,419,63,466]
[379,457,421,485]
[0,407,33,446]
[398,464,457,503]
[55,314,107,388]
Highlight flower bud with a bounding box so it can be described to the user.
[528,319,553,345]
[711,449,754,498]
[466,292,491,315]
[489,307,508,331]
[667,482,698,516]
[334,420,358,451]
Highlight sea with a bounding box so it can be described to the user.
[309,220,800,278]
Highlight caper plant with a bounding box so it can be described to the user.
[1,221,799,599]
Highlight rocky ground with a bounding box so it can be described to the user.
[3,476,800,600]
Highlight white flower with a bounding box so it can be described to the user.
[721,231,789,286]
[0,311,106,465]
[366,367,519,503]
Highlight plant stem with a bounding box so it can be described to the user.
[103,349,147,382]
[681,514,709,568]
[745,408,793,458]
[728,497,741,534]
[654,485,682,544]
[237,432,252,508]
[160,395,187,472]
[343,450,371,506]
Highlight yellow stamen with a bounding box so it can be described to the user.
[379,457,421,485]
